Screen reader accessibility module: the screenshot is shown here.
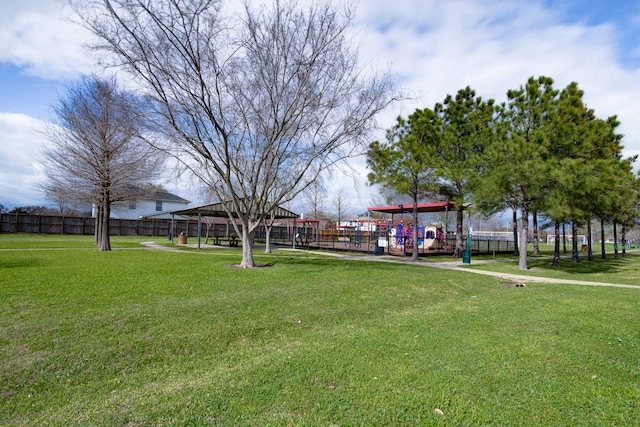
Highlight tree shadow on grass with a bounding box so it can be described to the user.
[0,259,47,269]
[529,252,639,276]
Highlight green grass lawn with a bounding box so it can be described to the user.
[0,234,149,249]
[1,235,639,425]
[464,246,640,286]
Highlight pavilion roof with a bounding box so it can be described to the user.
[367,201,462,214]
[169,201,299,219]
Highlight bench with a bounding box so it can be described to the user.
[212,236,239,246]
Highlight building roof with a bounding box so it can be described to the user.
[142,211,193,220]
[169,201,299,219]
[150,191,190,203]
[123,185,190,203]
[368,201,463,214]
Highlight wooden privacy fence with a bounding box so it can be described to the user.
[0,213,178,236]
[0,213,291,240]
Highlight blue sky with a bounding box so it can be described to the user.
[0,64,68,118]
[2,0,640,212]
[549,0,640,67]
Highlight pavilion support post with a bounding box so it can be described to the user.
[368,211,372,254]
[343,225,347,249]
[401,209,406,257]
[197,212,201,249]
[171,215,174,245]
[388,219,391,255]
[445,205,449,251]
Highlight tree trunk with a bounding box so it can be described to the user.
[98,199,111,251]
[552,220,561,267]
[512,207,519,256]
[454,208,464,258]
[600,218,606,259]
[264,223,273,254]
[562,223,567,254]
[622,224,627,258]
[587,218,593,261]
[239,228,256,268]
[204,222,211,244]
[518,206,528,271]
[532,210,540,256]
[613,219,619,258]
[571,221,579,263]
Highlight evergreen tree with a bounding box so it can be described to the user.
[367,108,440,260]
[434,87,495,257]
[482,76,557,270]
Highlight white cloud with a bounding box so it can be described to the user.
[355,0,640,154]
[326,0,640,213]
[359,1,612,103]
[0,113,49,207]
[0,0,95,79]
[3,0,640,212]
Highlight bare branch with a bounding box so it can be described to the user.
[78,0,398,266]
[40,74,164,250]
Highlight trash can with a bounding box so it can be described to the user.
[178,232,188,245]
[462,248,471,264]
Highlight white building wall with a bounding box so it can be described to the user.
[110,199,190,220]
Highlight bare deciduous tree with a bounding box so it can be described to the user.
[333,187,351,226]
[303,178,326,220]
[78,0,397,267]
[41,75,162,250]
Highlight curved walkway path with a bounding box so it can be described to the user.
[349,254,640,289]
[432,262,640,289]
[280,249,640,290]
[140,242,640,290]
[139,241,186,253]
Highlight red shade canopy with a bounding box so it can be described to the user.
[368,201,462,214]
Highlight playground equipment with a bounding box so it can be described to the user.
[292,219,319,248]
[388,224,445,253]
[167,200,513,257]
[367,202,461,256]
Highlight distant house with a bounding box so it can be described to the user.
[96,188,191,220]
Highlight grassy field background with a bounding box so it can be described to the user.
[461,244,640,286]
[1,235,639,425]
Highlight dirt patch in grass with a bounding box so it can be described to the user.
[225,263,274,269]
[502,281,527,288]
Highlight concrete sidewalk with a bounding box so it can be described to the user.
[442,265,640,289]
[139,241,187,253]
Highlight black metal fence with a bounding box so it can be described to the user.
[471,236,516,253]
[1,214,515,255]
